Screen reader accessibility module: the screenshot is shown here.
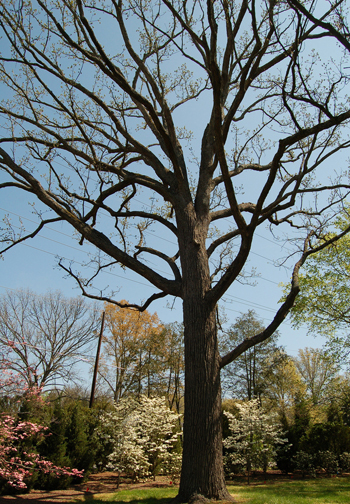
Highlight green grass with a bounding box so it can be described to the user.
[73,476,350,504]
[227,476,350,503]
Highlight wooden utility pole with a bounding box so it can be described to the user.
[89,311,105,408]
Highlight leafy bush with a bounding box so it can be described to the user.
[292,451,315,477]
[315,450,339,475]
[36,399,100,489]
[339,452,350,473]
[301,422,350,456]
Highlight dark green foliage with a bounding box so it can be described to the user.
[326,401,343,424]
[0,392,103,492]
[36,400,71,490]
[339,452,350,473]
[275,388,350,477]
[37,399,102,489]
[300,422,350,457]
[275,411,294,474]
[277,394,311,469]
[66,402,103,477]
[291,396,310,445]
[292,451,316,478]
[315,451,339,475]
[293,394,311,437]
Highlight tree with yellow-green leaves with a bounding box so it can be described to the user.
[294,348,340,407]
[263,348,306,415]
[285,209,350,364]
[99,302,165,401]
[99,304,184,405]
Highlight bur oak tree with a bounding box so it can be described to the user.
[2,0,350,501]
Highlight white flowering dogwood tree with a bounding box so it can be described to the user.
[97,395,181,482]
[224,399,286,483]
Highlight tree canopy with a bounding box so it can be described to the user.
[285,209,350,334]
[2,0,350,501]
[284,208,350,365]
[100,302,184,404]
[219,310,281,400]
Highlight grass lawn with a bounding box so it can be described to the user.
[73,476,350,504]
[227,476,350,503]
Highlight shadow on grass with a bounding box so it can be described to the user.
[73,487,178,504]
[78,499,174,504]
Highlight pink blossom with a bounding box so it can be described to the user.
[0,412,83,489]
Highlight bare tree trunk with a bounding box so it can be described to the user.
[178,296,231,502]
[176,228,232,502]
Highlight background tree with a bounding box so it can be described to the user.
[263,349,306,416]
[0,345,25,399]
[286,209,350,335]
[2,1,350,500]
[0,290,99,390]
[100,302,164,401]
[219,311,281,400]
[36,398,98,490]
[284,209,350,365]
[163,323,184,414]
[294,348,340,407]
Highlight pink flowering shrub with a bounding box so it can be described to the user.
[0,413,83,490]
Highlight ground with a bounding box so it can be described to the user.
[0,472,175,504]
[1,470,339,504]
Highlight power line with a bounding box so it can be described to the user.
[1,205,285,269]
[0,208,294,319]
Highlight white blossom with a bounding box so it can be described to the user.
[224,399,286,479]
[96,395,182,480]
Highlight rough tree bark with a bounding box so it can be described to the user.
[178,209,230,500]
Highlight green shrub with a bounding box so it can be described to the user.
[315,450,339,475]
[339,452,350,473]
[292,451,315,478]
[301,422,350,456]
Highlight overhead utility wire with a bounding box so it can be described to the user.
[1,206,283,277]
